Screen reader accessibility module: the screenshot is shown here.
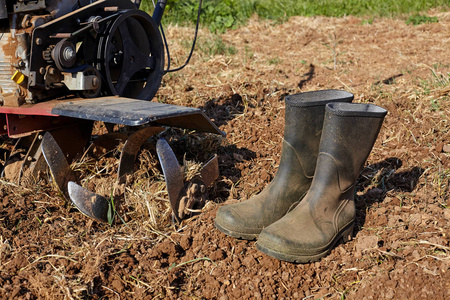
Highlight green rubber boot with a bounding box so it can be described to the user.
[215,90,354,240]
[256,102,387,262]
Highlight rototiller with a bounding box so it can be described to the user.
[0,0,223,223]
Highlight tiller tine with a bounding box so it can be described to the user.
[42,127,164,223]
[156,139,219,223]
[67,181,110,223]
[41,132,76,199]
[117,126,164,183]
[156,138,185,223]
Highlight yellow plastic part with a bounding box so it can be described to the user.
[11,71,25,84]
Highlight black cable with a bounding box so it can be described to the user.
[163,0,202,73]
[160,23,171,72]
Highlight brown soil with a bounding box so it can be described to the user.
[1,11,450,299]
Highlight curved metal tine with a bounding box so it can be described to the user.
[199,154,219,187]
[117,126,164,183]
[42,132,109,223]
[67,181,109,223]
[40,132,76,199]
[156,138,184,223]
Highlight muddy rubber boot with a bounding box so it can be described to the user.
[215,90,354,240]
[256,102,387,262]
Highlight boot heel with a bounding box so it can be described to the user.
[341,224,354,243]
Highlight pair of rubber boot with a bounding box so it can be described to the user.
[215,90,387,263]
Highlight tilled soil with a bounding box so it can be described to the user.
[1,11,450,299]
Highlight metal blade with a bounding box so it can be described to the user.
[156,138,184,222]
[40,132,76,199]
[117,126,164,183]
[200,154,219,187]
[67,181,110,223]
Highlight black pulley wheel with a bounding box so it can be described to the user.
[98,10,164,100]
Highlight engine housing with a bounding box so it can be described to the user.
[0,0,164,106]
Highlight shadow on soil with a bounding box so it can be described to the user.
[199,95,257,201]
[201,93,252,127]
[298,63,315,89]
[354,157,425,233]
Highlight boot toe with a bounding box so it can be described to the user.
[256,217,332,263]
[215,205,261,240]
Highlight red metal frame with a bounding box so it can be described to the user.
[0,99,79,138]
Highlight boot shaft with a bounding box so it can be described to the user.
[318,102,387,191]
[283,90,353,177]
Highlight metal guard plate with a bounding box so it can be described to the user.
[51,97,225,136]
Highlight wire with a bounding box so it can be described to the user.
[160,23,171,71]
[162,0,203,73]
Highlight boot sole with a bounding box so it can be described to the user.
[256,222,354,263]
[214,220,260,241]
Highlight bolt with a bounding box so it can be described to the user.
[63,47,75,61]
[38,135,43,140]
[48,67,55,75]
[27,156,32,161]
[35,38,42,45]
[21,14,32,29]
[92,77,99,88]
[39,67,46,75]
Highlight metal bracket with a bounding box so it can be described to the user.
[62,71,98,91]
[13,0,46,13]
[156,138,219,222]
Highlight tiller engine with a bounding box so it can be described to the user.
[0,0,223,223]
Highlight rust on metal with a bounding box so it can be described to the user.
[0,32,21,107]
[156,139,220,222]
[177,155,219,219]
[177,179,207,220]
[17,132,48,184]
